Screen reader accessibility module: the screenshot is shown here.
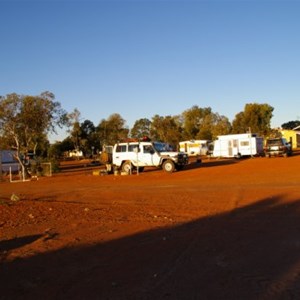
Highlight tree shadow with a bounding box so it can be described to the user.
[2,195,300,299]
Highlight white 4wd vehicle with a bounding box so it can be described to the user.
[113,141,189,173]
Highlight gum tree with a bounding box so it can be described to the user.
[0,91,67,177]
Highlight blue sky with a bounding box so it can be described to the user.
[1,0,300,141]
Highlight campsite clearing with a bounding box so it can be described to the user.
[1,153,300,299]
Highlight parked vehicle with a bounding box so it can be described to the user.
[0,150,19,173]
[264,138,292,157]
[69,149,83,158]
[179,140,210,156]
[212,133,264,158]
[112,140,189,173]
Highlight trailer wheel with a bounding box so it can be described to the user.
[162,160,175,173]
[122,161,132,173]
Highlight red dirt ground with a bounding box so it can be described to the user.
[1,154,300,299]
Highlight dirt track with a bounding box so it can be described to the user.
[1,154,300,299]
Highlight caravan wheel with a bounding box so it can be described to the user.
[235,153,241,159]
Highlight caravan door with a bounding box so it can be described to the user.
[228,139,239,157]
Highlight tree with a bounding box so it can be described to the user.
[198,113,231,140]
[150,115,182,147]
[130,118,151,139]
[180,105,231,141]
[66,108,82,150]
[232,103,274,137]
[80,120,99,156]
[231,112,245,133]
[0,92,66,176]
[281,120,300,130]
[181,106,213,140]
[96,113,129,147]
[210,114,232,139]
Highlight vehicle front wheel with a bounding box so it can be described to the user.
[122,161,132,173]
[162,160,175,173]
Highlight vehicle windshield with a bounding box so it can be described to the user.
[267,139,283,146]
[153,142,174,153]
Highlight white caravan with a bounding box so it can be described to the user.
[212,133,264,158]
[179,140,210,156]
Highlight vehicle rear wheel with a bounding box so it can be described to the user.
[122,161,132,173]
[162,160,175,173]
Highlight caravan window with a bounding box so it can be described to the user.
[240,141,249,146]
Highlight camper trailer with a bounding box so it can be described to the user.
[212,133,264,158]
[179,140,210,156]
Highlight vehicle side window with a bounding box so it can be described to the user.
[143,145,154,154]
[116,145,127,152]
[128,144,139,152]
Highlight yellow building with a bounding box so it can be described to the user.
[280,127,300,149]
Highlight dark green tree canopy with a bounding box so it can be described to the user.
[130,118,151,139]
[96,113,129,147]
[281,120,300,130]
[150,115,182,147]
[232,103,274,137]
[180,105,231,141]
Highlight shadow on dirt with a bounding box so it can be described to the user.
[180,157,239,171]
[0,234,44,252]
[2,195,300,299]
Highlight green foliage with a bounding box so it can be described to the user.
[47,158,60,173]
[232,103,274,137]
[281,120,300,130]
[181,106,212,139]
[150,115,182,147]
[130,118,151,139]
[0,92,66,172]
[0,89,288,159]
[96,113,129,146]
[79,120,99,157]
[66,108,82,150]
[180,106,231,141]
